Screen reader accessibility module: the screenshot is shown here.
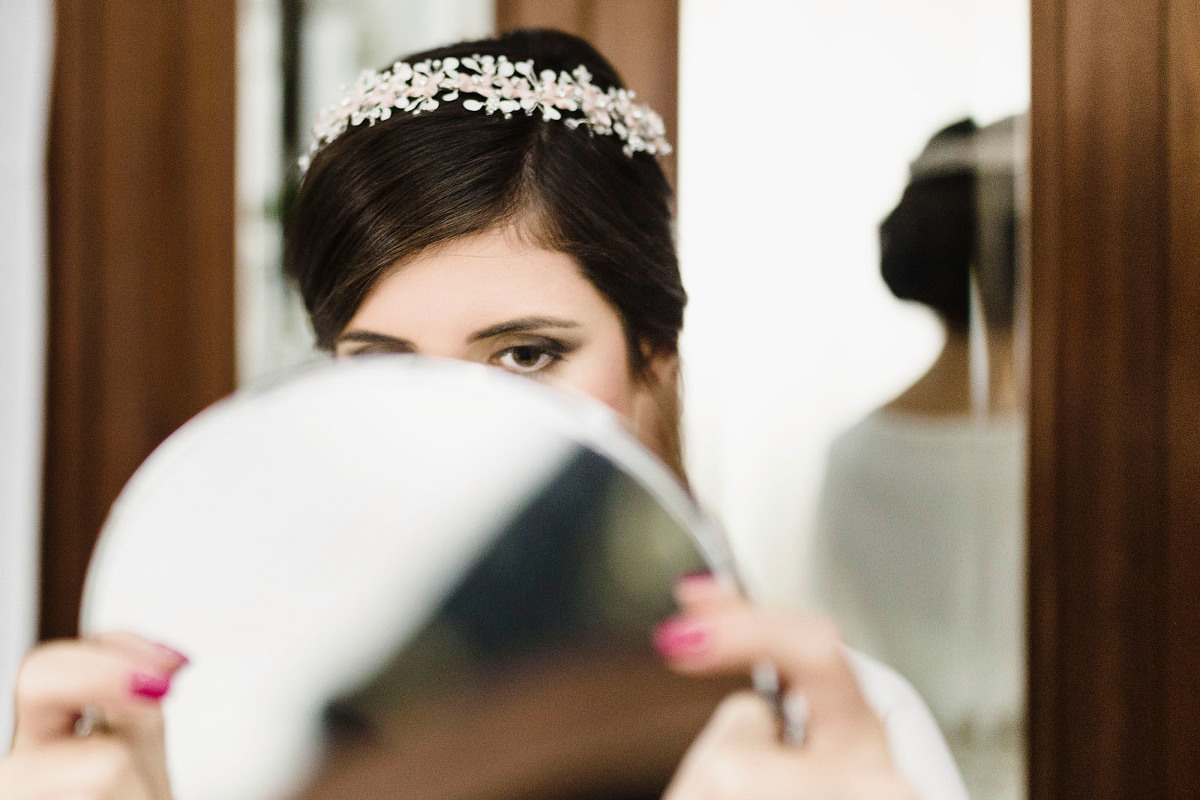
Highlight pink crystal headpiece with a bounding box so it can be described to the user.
[299,54,672,173]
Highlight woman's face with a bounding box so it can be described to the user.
[334,226,664,426]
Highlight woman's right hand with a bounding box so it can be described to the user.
[658,578,919,800]
[0,633,187,799]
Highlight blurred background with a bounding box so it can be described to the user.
[3,2,1197,800]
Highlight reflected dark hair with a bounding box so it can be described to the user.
[284,29,684,377]
[879,118,1017,334]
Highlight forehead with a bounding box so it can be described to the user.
[349,228,606,338]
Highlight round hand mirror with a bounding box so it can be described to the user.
[81,357,741,800]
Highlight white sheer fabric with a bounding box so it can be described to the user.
[0,0,52,751]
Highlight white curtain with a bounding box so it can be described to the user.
[0,0,53,749]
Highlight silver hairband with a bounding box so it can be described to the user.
[299,54,672,173]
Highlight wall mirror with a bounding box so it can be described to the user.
[677,3,1029,800]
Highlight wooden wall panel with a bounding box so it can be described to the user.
[1029,0,1199,796]
[42,1,237,639]
[495,0,678,186]
[1166,2,1200,796]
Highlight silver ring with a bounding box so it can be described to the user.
[752,662,808,746]
[782,691,810,747]
[74,706,110,737]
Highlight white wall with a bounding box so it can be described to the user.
[0,0,53,750]
[678,0,1029,607]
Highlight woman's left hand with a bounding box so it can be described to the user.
[656,576,916,800]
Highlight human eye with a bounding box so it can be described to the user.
[493,340,569,376]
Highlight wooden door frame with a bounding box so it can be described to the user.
[42,1,237,638]
[1028,0,1199,796]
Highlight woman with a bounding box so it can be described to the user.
[1,30,965,800]
[812,117,1024,800]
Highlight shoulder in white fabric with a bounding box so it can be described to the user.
[848,649,971,800]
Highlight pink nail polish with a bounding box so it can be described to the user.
[653,618,709,658]
[154,643,191,667]
[130,671,171,700]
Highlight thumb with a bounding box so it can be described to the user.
[685,692,779,753]
[664,692,788,800]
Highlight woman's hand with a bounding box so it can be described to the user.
[0,633,187,799]
[657,576,916,800]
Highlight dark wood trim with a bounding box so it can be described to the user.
[282,0,304,164]
[494,0,678,187]
[496,0,585,35]
[1166,1,1200,796]
[1026,0,1064,788]
[1029,0,1198,795]
[42,1,237,639]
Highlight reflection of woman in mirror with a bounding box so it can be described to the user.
[3,31,966,800]
[811,118,1024,800]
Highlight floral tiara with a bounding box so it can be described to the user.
[299,54,672,174]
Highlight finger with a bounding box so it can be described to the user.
[686,691,780,752]
[654,606,883,753]
[0,736,153,800]
[673,573,742,615]
[80,636,180,797]
[665,694,808,800]
[11,640,176,750]
[93,631,190,673]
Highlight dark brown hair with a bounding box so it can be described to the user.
[284,29,685,380]
[879,118,1018,335]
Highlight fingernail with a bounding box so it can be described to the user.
[130,671,172,700]
[653,618,710,658]
[154,643,191,667]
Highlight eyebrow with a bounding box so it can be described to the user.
[336,317,581,350]
[467,316,581,342]
[335,331,417,350]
